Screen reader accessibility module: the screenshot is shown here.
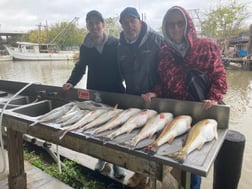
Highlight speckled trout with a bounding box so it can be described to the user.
[58,109,108,140]
[147,115,192,152]
[168,119,218,162]
[126,112,174,148]
[79,108,123,132]
[105,109,158,140]
[30,102,75,126]
[93,108,142,134]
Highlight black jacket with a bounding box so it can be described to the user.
[67,35,125,93]
[118,22,164,95]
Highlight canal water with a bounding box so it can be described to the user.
[0,60,252,189]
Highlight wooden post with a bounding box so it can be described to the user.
[7,128,27,189]
[213,130,245,189]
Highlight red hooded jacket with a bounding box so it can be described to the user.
[153,6,227,103]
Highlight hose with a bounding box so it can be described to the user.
[0,82,40,173]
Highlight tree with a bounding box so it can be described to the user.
[104,17,121,38]
[201,1,250,39]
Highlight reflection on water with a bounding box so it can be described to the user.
[0,60,86,88]
[0,60,252,189]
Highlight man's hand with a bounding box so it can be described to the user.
[141,92,157,103]
[62,83,73,91]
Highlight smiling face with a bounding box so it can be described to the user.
[120,16,142,42]
[165,10,186,44]
[86,16,105,38]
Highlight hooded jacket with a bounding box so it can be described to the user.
[153,6,227,103]
[118,22,164,95]
[66,33,125,93]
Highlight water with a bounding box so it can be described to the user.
[0,60,252,189]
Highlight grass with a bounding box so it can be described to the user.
[23,146,120,189]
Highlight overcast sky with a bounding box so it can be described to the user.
[0,0,250,33]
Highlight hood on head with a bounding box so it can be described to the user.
[162,6,197,49]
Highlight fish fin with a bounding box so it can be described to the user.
[30,121,39,126]
[197,142,205,150]
[168,136,175,144]
[113,104,118,110]
[59,130,68,140]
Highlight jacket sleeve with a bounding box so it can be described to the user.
[66,45,87,86]
[205,42,227,103]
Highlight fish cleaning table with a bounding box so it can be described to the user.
[0,80,230,189]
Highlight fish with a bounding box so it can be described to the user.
[146,115,192,152]
[93,108,142,135]
[79,109,123,132]
[74,100,112,110]
[168,119,218,163]
[58,109,108,140]
[105,109,158,140]
[125,112,174,148]
[61,110,90,127]
[55,105,81,124]
[30,102,75,126]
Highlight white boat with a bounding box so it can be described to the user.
[5,42,79,61]
[0,49,13,61]
[0,55,12,61]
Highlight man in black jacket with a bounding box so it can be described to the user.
[63,10,124,93]
[62,10,125,179]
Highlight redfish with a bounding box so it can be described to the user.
[168,119,218,163]
[148,115,192,152]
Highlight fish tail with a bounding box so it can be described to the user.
[167,150,187,163]
[58,130,68,140]
[143,144,158,154]
[30,121,39,126]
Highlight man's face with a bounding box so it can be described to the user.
[121,16,142,41]
[86,17,104,37]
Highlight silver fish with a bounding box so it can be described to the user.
[93,108,142,135]
[55,105,81,124]
[126,112,174,148]
[61,110,90,127]
[105,109,158,140]
[147,115,192,152]
[58,109,108,140]
[74,100,112,110]
[30,102,75,126]
[79,109,123,132]
[168,119,218,162]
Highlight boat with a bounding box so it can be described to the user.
[0,49,13,61]
[5,42,79,61]
[0,54,12,61]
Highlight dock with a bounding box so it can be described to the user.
[0,134,134,189]
[0,149,73,189]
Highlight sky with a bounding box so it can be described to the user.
[0,0,251,33]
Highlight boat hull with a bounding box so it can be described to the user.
[0,55,13,61]
[6,45,78,61]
